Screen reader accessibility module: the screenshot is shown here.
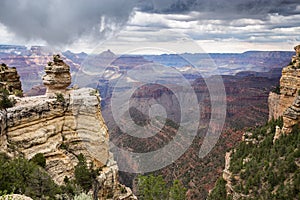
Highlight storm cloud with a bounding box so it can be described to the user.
[0,0,136,45]
[0,0,299,46]
[147,0,300,19]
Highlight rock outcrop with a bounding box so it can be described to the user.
[0,63,22,95]
[0,56,136,200]
[43,54,71,96]
[269,45,300,121]
[282,96,300,134]
[268,45,300,137]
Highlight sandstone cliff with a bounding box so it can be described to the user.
[282,96,300,134]
[0,63,22,95]
[268,45,300,121]
[43,54,71,96]
[268,45,300,135]
[0,56,136,200]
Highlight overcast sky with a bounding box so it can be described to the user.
[0,0,300,54]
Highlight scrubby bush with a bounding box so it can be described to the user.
[74,154,98,193]
[169,179,187,200]
[0,89,14,109]
[14,90,23,97]
[30,153,46,168]
[207,178,229,200]
[272,85,280,94]
[138,174,187,200]
[0,155,60,199]
[74,192,93,200]
[55,93,65,103]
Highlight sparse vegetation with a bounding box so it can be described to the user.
[89,89,98,96]
[0,152,108,199]
[137,174,187,200]
[272,85,280,94]
[55,93,65,103]
[207,178,231,200]
[0,153,61,199]
[14,89,23,97]
[74,154,98,194]
[74,193,93,200]
[209,118,300,199]
[169,179,188,200]
[0,89,14,109]
[60,142,69,150]
[30,153,46,168]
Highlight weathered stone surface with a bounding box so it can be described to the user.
[295,44,300,57]
[3,89,108,182]
[43,54,71,95]
[273,125,282,143]
[0,88,136,199]
[282,96,300,134]
[268,45,300,120]
[0,63,22,95]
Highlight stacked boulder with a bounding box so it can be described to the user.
[43,54,71,95]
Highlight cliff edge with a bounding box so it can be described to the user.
[268,45,300,120]
[269,45,300,136]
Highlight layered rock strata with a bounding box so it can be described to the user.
[0,63,22,94]
[268,45,300,136]
[43,54,71,95]
[282,96,300,134]
[269,45,300,120]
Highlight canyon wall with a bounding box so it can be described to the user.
[268,45,300,121]
[217,45,300,199]
[268,45,300,135]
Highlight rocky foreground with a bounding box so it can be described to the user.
[0,55,136,200]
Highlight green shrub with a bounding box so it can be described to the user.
[14,90,23,97]
[138,174,169,200]
[30,153,46,168]
[0,89,14,109]
[272,85,280,94]
[74,154,97,193]
[60,142,69,150]
[169,179,187,200]
[0,157,60,199]
[137,174,187,200]
[55,93,65,103]
[207,178,228,200]
[74,193,93,200]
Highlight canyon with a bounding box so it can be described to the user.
[0,45,294,199]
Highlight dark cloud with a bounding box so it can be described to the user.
[146,0,300,20]
[0,0,299,46]
[0,0,136,45]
